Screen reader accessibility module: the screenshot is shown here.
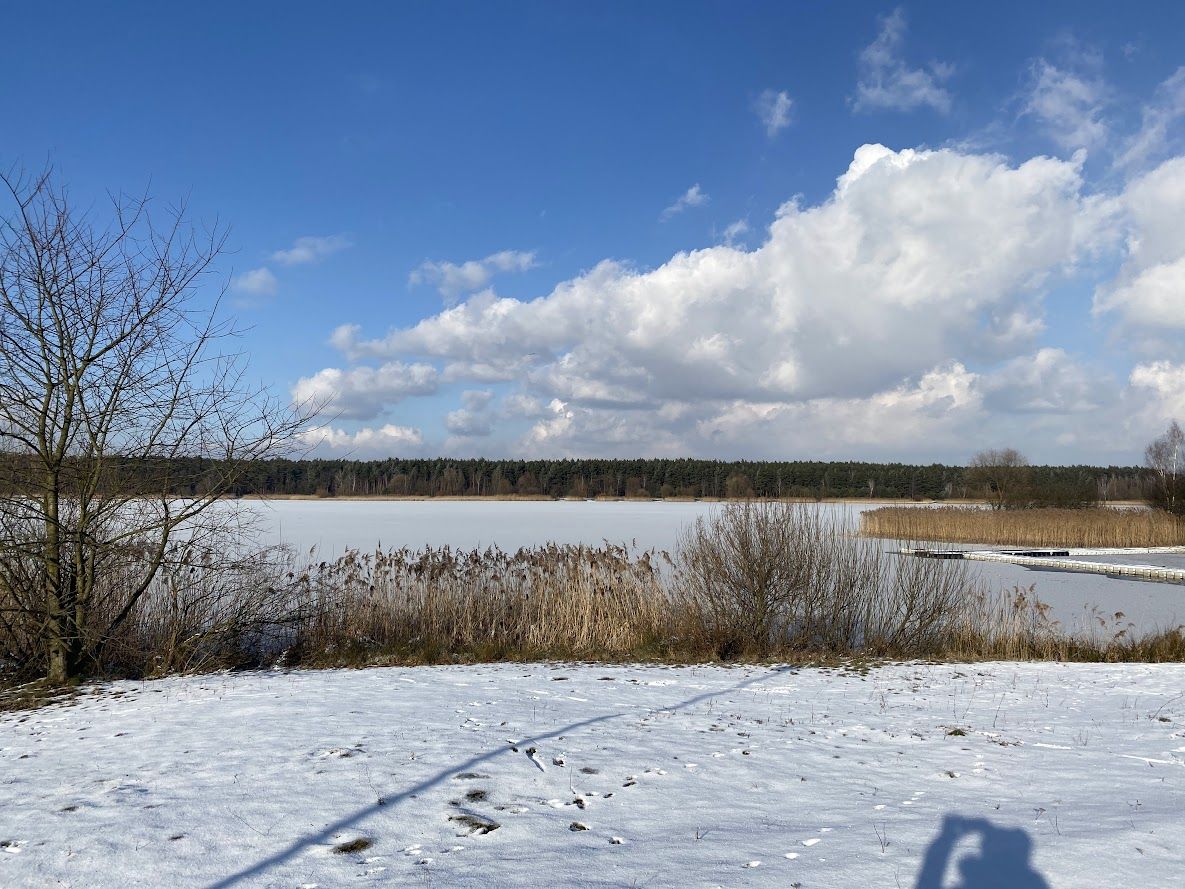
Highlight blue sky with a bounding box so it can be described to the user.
[5,1,1185,463]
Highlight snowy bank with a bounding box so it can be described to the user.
[2,662,1183,887]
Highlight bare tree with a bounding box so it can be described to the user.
[0,168,304,683]
[1145,420,1185,516]
[965,448,1031,510]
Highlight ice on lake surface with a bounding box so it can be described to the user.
[240,499,1185,634]
[248,499,738,555]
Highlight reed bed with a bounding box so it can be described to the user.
[860,506,1185,548]
[286,543,677,665]
[4,503,1185,686]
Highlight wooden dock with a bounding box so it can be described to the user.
[899,547,1185,585]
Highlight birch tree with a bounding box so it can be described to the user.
[1145,420,1185,516]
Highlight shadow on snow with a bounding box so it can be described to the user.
[916,815,1049,888]
[205,665,794,888]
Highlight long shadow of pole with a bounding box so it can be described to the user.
[206,665,792,888]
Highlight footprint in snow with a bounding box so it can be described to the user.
[315,747,360,760]
[784,852,799,860]
[449,814,501,835]
[801,838,821,847]
[743,861,761,868]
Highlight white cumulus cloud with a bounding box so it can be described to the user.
[292,361,439,419]
[365,145,1092,407]
[982,348,1106,414]
[445,389,496,437]
[299,423,424,455]
[721,219,750,245]
[299,139,1185,462]
[1094,155,1185,339]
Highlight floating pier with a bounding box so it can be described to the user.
[899,546,1185,585]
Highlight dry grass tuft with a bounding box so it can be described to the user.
[332,838,374,854]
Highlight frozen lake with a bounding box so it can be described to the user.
[249,498,762,556]
[240,499,1185,635]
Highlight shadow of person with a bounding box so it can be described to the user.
[916,815,1050,889]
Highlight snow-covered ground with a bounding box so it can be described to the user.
[2,662,1183,887]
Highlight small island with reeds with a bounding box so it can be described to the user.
[861,504,1185,549]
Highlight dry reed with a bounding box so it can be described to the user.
[860,506,1185,548]
[5,504,1185,685]
[286,543,677,665]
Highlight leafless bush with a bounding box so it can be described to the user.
[673,502,982,657]
[101,542,305,676]
[0,515,306,679]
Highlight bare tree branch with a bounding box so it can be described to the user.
[0,167,305,682]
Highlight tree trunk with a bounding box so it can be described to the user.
[42,479,83,683]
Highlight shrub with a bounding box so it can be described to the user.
[674,502,980,657]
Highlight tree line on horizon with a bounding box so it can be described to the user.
[49,454,1147,503]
